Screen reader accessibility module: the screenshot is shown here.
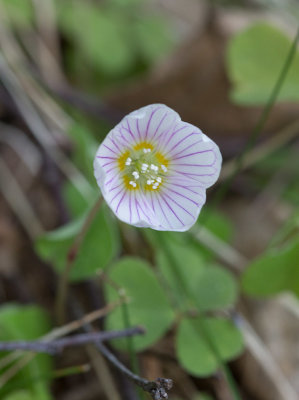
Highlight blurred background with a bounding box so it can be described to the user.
[0,0,299,400]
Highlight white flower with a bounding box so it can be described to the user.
[94,104,222,231]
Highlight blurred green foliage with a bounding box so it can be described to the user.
[0,305,53,399]
[0,0,33,27]
[56,0,173,89]
[242,237,299,297]
[35,205,120,281]
[227,22,299,105]
[3,391,40,400]
[1,0,174,90]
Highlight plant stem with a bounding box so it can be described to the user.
[121,301,144,400]
[55,196,103,324]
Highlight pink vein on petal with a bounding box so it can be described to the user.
[109,137,122,153]
[173,148,213,160]
[103,144,118,155]
[157,195,173,229]
[160,195,184,227]
[145,109,155,140]
[116,191,126,214]
[110,188,123,204]
[136,118,142,141]
[163,192,195,219]
[151,112,168,140]
[97,156,116,160]
[109,182,123,192]
[171,140,204,158]
[168,132,197,153]
[164,125,189,148]
[165,187,199,206]
[126,119,138,142]
[120,124,135,142]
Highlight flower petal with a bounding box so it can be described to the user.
[122,104,180,145]
[94,104,222,232]
[163,122,222,188]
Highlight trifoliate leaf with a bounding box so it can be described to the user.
[194,265,238,311]
[176,316,244,376]
[105,257,175,351]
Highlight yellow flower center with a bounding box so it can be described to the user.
[117,142,169,191]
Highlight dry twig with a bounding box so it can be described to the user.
[0,327,145,355]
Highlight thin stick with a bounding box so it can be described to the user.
[72,302,173,400]
[86,345,122,400]
[0,353,35,388]
[0,301,122,387]
[0,327,145,354]
[55,196,103,324]
[31,0,64,85]
[238,316,298,400]
[0,123,42,175]
[49,300,123,342]
[191,225,246,272]
[0,53,94,201]
[220,118,299,181]
[95,341,173,399]
[0,158,44,239]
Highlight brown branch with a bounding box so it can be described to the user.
[94,340,173,400]
[0,327,144,355]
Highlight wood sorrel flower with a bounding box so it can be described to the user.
[94,104,222,231]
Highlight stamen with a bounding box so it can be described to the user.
[129,181,137,187]
[150,164,159,172]
[121,143,168,191]
[141,163,149,172]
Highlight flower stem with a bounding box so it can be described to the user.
[55,196,103,324]
[121,301,144,400]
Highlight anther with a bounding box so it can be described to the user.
[132,171,139,179]
[129,181,137,187]
[141,163,149,172]
[156,177,162,183]
[161,165,167,172]
[150,164,158,172]
[125,157,132,166]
